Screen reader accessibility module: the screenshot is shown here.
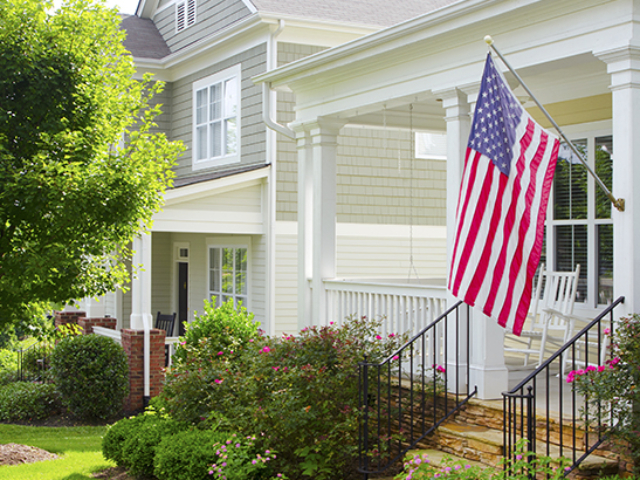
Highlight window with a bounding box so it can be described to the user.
[192,65,241,170]
[176,0,196,32]
[415,131,447,160]
[209,247,248,308]
[545,131,613,307]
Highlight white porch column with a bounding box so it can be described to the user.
[294,124,314,329]
[130,232,153,330]
[439,87,508,399]
[597,46,640,315]
[293,118,344,328]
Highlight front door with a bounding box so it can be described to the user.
[178,262,188,336]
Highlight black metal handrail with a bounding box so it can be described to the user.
[503,296,625,474]
[358,301,477,479]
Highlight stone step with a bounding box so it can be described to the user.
[430,421,618,478]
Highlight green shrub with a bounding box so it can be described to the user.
[102,415,148,467]
[172,298,259,365]
[50,334,129,420]
[161,315,407,480]
[0,381,59,421]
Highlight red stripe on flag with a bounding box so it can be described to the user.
[483,120,535,319]
[452,158,495,299]
[449,149,480,293]
[498,124,548,330]
[510,136,559,335]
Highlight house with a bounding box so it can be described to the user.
[252,0,638,398]
[73,0,637,401]
[77,1,454,343]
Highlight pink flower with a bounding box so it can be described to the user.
[587,365,597,372]
[272,366,280,371]
[375,335,382,340]
[261,346,271,354]
[180,341,186,346]
[388,333,396,338]
[330,321,334,325]
[214,379,223,384]
[577,369,586,376]
[392,355,399,361]
[217,351,224,356]
[604,327,611,335]
[249,339,254,342]
[598,365,606,372]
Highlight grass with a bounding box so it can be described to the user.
[0,424,115,480]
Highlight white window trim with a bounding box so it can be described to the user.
[545,120,612,311]
[192,65,242,171]
[176,0,196,33]
[206,237,251,311]
[172,242,191,324]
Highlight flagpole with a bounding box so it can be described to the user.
[484,35,625,212]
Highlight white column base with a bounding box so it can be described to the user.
[130,313,153,331]
[469,364,509,400]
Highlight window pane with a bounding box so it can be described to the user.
[555,225,588,303]
[196,89,207,124]
[554,140,587,220]
[225,117,237,156]
[598,224,613,305]
[196,126,207,161]
[595,136,613,219]
[210,248,220,293]
[210,84,221,120]
[236,272,247,296]
[210,121,221,158]
[224,78,237,117]
[222,249,234,293]
[236,248,247,272]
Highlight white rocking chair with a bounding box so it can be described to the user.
[504,263,580,368]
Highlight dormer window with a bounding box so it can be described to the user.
[176,0,196,33]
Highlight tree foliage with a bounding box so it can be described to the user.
[0,0,184,325]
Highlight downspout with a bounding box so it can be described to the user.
[263,19,295,140]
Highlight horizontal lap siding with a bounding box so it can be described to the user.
[170,43,267,181]
[155,0,253,53]
[273,224,447,335]
[274,232,298,337]
[251,233,267,327]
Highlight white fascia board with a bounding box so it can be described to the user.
[259,13,380,47]
[137,0,158,18]
[163,166,269,206]
[240,0,257,14]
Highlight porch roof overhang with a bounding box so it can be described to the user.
[253,0,632,131]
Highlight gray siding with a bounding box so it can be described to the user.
[154,0,253,53]
[152,232,173,319]
[170,43,267,181]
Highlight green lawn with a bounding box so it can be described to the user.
[0,424,114,480]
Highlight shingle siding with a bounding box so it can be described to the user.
[275,45,446,226]
[154,0,253,53]
[169,42,267,181]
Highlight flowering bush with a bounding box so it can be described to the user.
[568,314,640,467]
[394,440,568,480]
[161,314,406,479]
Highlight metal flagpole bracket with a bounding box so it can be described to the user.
[483,35,625,212]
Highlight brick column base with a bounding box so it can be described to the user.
[78,317,117,335]
[121,329,166,413]
[54,311,86,328]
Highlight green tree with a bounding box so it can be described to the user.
[0,0,184,326]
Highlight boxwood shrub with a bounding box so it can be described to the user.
[50,334,129,420]
[0,381,59,421]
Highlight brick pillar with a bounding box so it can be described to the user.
[121,329,166,413]
[54,311,86,328]
[78,317,117,335]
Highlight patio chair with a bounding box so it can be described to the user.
[155,312,176,367]
[504,264,580,368]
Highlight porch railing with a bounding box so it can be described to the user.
[325,278,447,337]
[503,296,625,473]
[358,301,476,479]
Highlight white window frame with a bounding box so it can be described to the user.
[415,131,447,160]
[206,237,251,310]
[176,0,196,33]
[192,65,241,171]
[545,121,613,311]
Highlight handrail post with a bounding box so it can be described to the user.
[526,385,535,480]
[360,356,370,480]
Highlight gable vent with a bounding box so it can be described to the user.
[176,0,196,33]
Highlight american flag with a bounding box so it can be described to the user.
[448,54,559,336]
